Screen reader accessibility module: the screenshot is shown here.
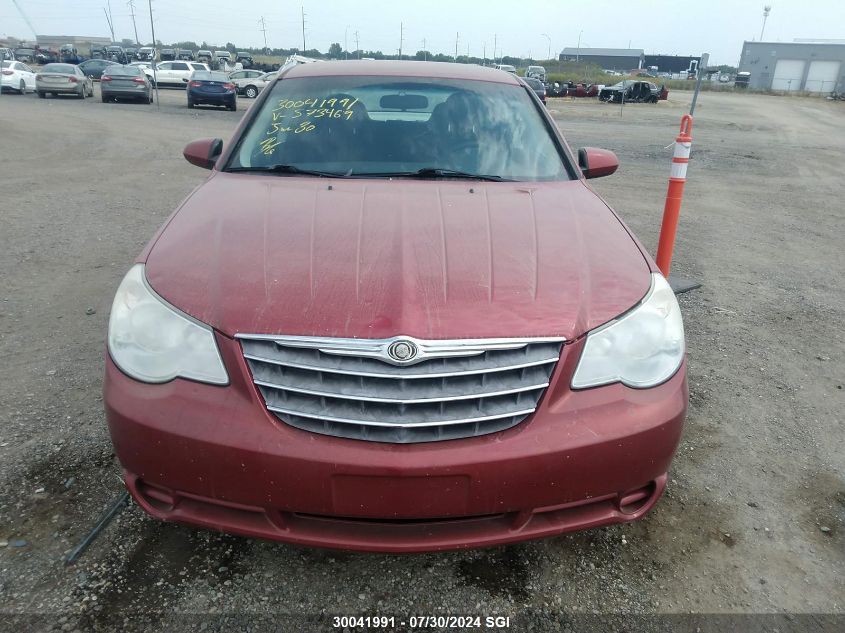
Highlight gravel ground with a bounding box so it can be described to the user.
[0,85,843,632]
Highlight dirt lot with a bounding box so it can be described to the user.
[0,85,843,632]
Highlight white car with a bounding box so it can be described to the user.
[227,69,267,98]
[1,59,37,94]
[146,61,209,87]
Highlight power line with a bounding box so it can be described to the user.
[106,0,115,41]
[103,6,115,42]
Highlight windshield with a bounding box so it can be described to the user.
[42,64,75,74]
[107,65,142,76]
[227,75,569,181]
[192,71,229,81]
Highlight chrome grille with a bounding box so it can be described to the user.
[238,335,564,443]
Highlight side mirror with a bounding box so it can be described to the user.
[578,147,619,179]
[183,138,223,170]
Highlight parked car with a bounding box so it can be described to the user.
[494,63,517,74]
[105,45,129,64]
[228,69,267,98]
[160,48,176,61]
[137,47,156,61]
[13,48,36,63]
[146,61,209,87]
[36,63,94,98]
[598,80,661,103]
[79,58,119,80]
[186,70,237,110]
[213,50,232,69]
[178,49,195,61]
[197,50,213,65]
[1,60,37,94]
[0,48,14,62]
[35,49,59,64]
[124,47,138,60]
[59,45,82,64]
[104,60,687,553]
[101,64,153,103]
[522,76,546,104]
[236,52,254,68]
[525,65,546,82]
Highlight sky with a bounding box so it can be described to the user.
[2,0,844,65]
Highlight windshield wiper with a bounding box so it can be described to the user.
[226,165,349,178]
[353,168,511,182]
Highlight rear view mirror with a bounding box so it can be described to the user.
[578,147,619,179]
[379,94,429,110]
[183,138,223,170]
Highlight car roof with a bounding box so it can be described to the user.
[284,60,522,85]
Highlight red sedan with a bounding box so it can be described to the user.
[104,61,687,552]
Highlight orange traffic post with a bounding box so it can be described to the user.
[655,114,693,277]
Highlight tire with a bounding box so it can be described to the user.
[19,80,26,94]
[37,90,46,99]
[228,102,237,111]
[79,86,86,99]
[148,93,154,104]
[244,85,258,99]
[187,100,194,109]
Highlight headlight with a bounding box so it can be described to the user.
[571,273,684,389]
[107,264,228,385]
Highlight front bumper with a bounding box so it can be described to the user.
[105,335,686,552]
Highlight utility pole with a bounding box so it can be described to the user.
[147,0,159,108]
[483,41,486,65]
[760,5,772,40]
[301,6,306,52]
[541,33,551,60]
[398,22,403,59]
[259,16,268,53]
[344,25,349,59]
[493,33,497,64]
[421,38,427,61]
[128,0,140,44]
[455,32,459,61]
[577,30,583,61]
[355,30,360,59]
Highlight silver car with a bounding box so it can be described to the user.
[227,69,267,98]
[36,63,94,99]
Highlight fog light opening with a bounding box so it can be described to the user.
[618,481,657,515]
[137,480,177,512]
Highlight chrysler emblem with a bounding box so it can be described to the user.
[387,340,418,362]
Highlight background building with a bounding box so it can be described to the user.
[643,54,700,74]
[559,47,643,71]
[738,41,845,92]
[36,34,112,51]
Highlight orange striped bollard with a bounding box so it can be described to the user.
[655,114,693,276]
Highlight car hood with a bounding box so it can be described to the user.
[144,174,651,340]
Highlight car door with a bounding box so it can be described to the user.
[228,70,246,89]
[155,62,174,84]
[20,62,36,90]
[170,62,191,85]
